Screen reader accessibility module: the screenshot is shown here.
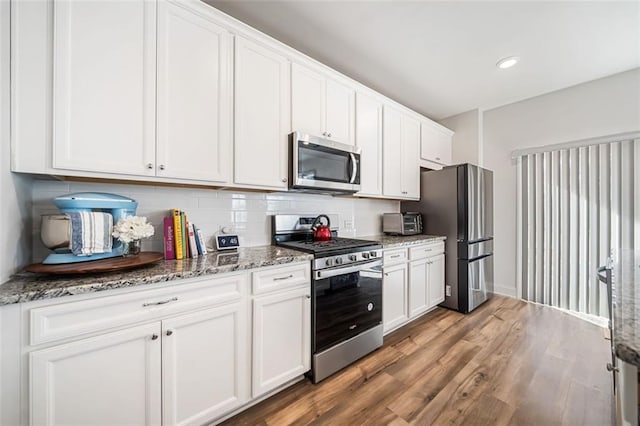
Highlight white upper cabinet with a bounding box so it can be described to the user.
[421,120,453,167]
[156,0,233,183]
[383,106,420,199]
[234,36,290,189]
[291,63,355,145]
[355,92,383,197]
[324,78,355,145]
[52,0,157,176]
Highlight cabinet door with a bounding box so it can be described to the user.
[156,0,233,183]
[383,263,408,333]
[409,258,429,318]
[162,301,249,426]
[52,0,156,176]
[291,63,325,137]
[428,254,446,308]
[401,115,421,199]
[325,78,355,144]
[355,92,383,196]
[235,36,290,189]
[252,287,311,397]
[421,122,452,165]
[382,106,403,198]
[30,323,162,425]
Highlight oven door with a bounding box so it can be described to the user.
[290,132,361,193]
[313,259,383,353]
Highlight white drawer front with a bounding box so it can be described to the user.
[409,241,445,260]
[252,262,310,295]
[383,248,408,265]
[29,273,247,346]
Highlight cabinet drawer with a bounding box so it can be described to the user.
[383,249,408,265]
[409,241,445,260]
[252,262,310,295]
[29,273,247,346]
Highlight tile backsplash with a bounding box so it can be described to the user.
[32,180,399,262]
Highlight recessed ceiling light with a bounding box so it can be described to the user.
[496,56,520,69]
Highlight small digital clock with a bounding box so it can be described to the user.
[215,234,240,251]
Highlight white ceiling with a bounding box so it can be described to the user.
[206,0,640,120]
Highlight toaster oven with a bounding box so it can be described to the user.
[383,213,423,235]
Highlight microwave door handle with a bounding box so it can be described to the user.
[349,153,357,184]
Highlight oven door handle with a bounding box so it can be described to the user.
[315,259,383,280]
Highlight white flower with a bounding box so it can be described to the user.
[112,216,155,243]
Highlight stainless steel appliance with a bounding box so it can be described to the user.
[289,132,361,194]
[382,212,423,235]
[402,164,494,313]
[272,214,383,383]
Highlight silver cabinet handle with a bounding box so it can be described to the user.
[435,157,441,161]
[606,363,619,372]
[146,163,153,169]
[424,248,432,252]
[322,132,327,136]
[281,177,287,182]
[384,272,389,276]
[142,297,178,307]
[274,274,294,281]
[151,334,158,340]
[327,132,332,137]
[166,330,173,336]
[390,254,400,259]
[159,164,165,170]
[306,295,311,299]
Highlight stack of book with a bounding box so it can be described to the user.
[163,209,208,260]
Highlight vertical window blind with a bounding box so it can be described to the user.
[516,138,639,320]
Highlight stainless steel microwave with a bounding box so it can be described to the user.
[289,131,361,194]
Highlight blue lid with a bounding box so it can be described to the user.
[54,192,138,210]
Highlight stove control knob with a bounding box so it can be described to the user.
[362,252,370,259]
[348,254,357,261]
[325,258,334,267]
[369,251,377,258]
[335,257,343,265]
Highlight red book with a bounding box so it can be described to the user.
[163,216,175,260]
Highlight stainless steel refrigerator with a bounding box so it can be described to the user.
[402,163,494,313]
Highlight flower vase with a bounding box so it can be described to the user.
[123,240,141,256]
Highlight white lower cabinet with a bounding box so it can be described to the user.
[162,302,249,426]
[30,323,163,426]
[22,262,311,426]
[383,242,446,335]
[427,254,446,307]
[383,262,409,333]
[252,287,311,398]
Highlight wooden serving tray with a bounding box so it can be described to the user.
[24,252,165,275]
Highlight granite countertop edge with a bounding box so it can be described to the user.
[360,234,447,249]
[0,246,313,306]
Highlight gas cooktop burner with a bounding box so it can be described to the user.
[277,237,378,254]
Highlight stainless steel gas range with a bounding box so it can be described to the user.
[272,214,383,383]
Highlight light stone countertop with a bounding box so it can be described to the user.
[0,246,312,306]
[359,234,447,249]
[613,250,640,367]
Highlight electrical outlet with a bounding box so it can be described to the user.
[343,219,354,230]
[445,285,451,297]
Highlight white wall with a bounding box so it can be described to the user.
[31,180,398,263]
[483,68,640,297]
[439,109,483,166]
[0,0,32,283]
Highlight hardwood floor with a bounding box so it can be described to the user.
[223,296,613,425]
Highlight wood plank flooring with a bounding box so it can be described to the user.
[222,296,612,425]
